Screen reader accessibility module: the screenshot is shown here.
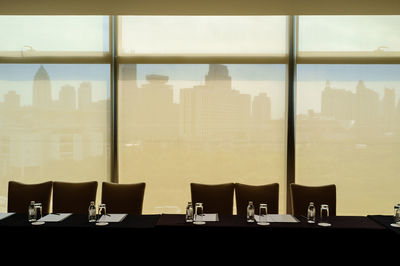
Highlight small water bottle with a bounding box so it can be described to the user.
[247,201,255,222]
[394,204,400,224]
[28,201,36,222]
[307,202,316,223]
[88,201,96,222]
[185,202,193,222]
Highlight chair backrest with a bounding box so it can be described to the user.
[101,182,146,214]
[8,181,53,215]
[53,181,98,214]
[190,183,234,215]
[290,183,336,217]
[235,183,279,215]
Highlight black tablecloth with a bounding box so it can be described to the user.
[0,213,160,229]
[0,213,398,257]
[368,215,400,235]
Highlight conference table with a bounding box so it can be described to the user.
[0,213,398,257]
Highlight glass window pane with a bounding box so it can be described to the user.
[119,16,287,56]
[0,64,111,211]
[298,16,400,56]
[296,64,400,215]
[118,64,287,214]
[0,16,109,57]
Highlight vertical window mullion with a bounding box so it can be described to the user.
[286,15,297,214]
[111,15,119,183]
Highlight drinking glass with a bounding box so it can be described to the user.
[193,202,205,225]
[395,205,400,223]
[318,204,331,227]
[96,203,109,226]
[98,203,107,216]
[307,202,316,223]
[28,201,36,222]
[34,203,42,220]
[31,203,45,225]
[257,203,269,226]
[391,204,400,227]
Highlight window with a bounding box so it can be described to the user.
[2,15,399,216]
[119,16,287,56]
[296,16,400,215]
[0,16,110,212]
[118,16,288,214]
[298,16,400,61]
[0,16,109,58]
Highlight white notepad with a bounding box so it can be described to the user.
[38,213,72,222]
[0,213,14,220]
[97,213,127,223]
[254,214,299,223]
[201,213,219,222]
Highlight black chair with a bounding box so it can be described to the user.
[235,183,279,215]
[101,182,146,214]
[8,181,53,215]
[190,182,235,214]
[53,181,98,214]
[290,183,336,217]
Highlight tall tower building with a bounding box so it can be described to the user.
[78,82,92,111]
[119,64,137,83]
[355,80,379,126]
[32,65,52,109]
[4,91,20,109]
[59,84,76,111]
[205,64,232,90]
[252,93,271,123]
[382,88,395,131]
[180,64,250,139]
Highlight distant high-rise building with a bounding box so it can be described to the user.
[138,74,178,139]
[180,64,250,139]
[205,64,232,90]
[4,91,20,109]
[354,80,379,126]
[59,84,76,111]
[321,81,354,120]
[382,88,396,131]
[252,93,271,123]
[32,65,52,109]
[119,64,137,83]
[78,82,92,111]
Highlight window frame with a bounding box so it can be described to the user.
[2,15,398,213]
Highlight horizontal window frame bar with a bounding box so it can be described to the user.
[0,55,113,64]
[297,54,400,64]
[297,57,400,64]
[117,55,289,64]
[2,56,399,65]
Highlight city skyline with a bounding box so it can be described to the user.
[1,64,400,215]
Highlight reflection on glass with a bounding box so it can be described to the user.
[0,64,111,211]
[296,64,400,215]
[119,16,287,56]
[118,64,286,214]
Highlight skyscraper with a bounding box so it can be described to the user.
[78,82,92,111]
[252,93,271,123]
[321,81,354,120]
[205,64,232,91]
[382,88,395,131]
[59,84,76,111]
[4,91,20,109]
[180,64,250,139]
[354,80,379,126]
[32,65,52,109]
